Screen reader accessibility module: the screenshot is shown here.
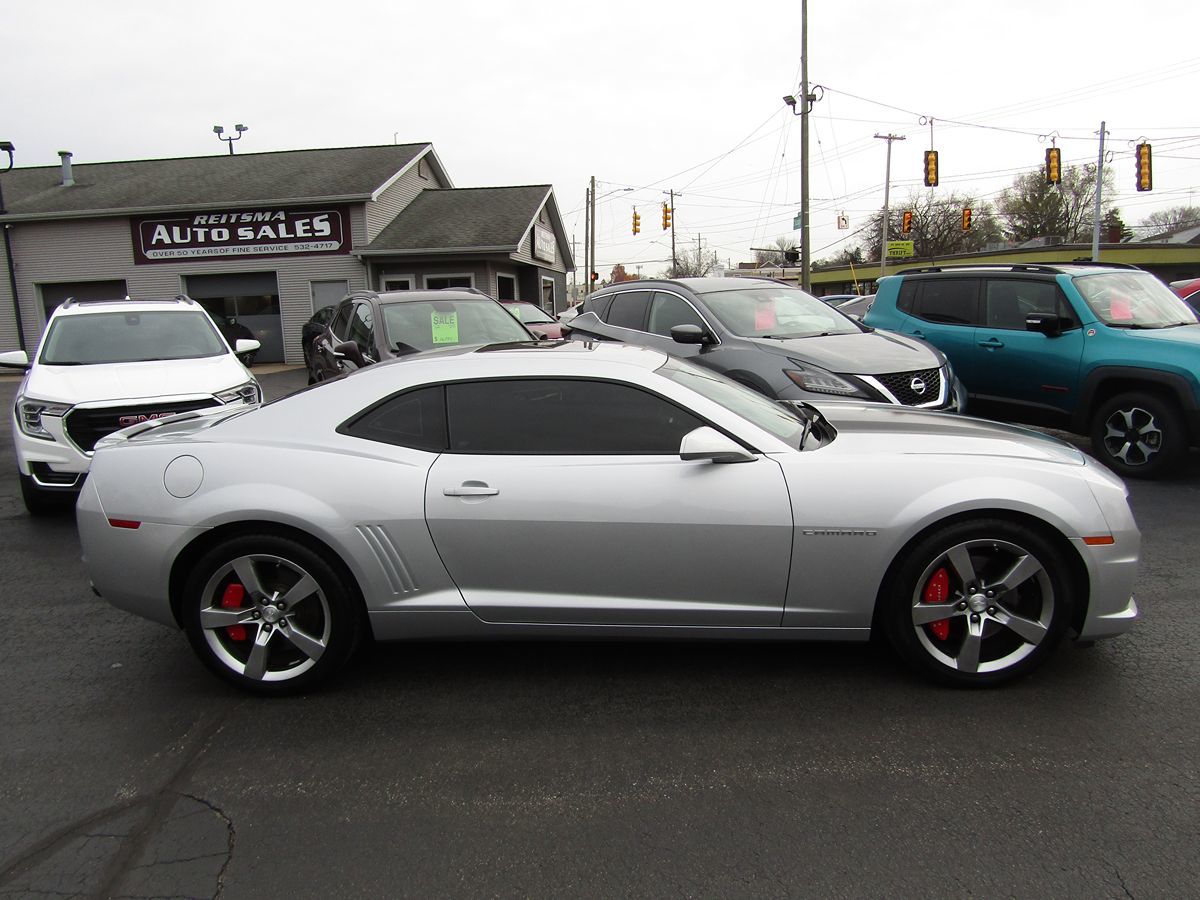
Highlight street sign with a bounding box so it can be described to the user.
[793,214,802,230]
[886,240,915,258]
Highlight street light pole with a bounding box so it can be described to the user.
[874,133,906,280]
[589,175,596,294]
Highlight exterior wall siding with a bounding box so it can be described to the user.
[0,208,372,363]
[364,158,446,244]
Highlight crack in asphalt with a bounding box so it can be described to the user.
[0,709,238,899]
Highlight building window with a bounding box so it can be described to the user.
[497,274,517,301]
[424,274,474,290]
[38,280,128,319]
[541,277,556,313]
[418,158,428,180]
[383,276,414,291]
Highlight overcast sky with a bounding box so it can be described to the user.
[4,0,1198,276]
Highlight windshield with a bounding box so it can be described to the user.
[381,299,533,352]
[39,311,227,365]
[657,355,805,446]
[1073,271,1199,328]
[505,302,555,324]
[700,286,861,338]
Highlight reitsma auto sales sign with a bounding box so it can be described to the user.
[130,207,350,264]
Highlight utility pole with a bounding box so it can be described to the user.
[799,0,811,292]
[571,234,578,298]
[1091,121,1107,262]
[583,187,590,297]
[669,189,677,276]
[589,175,597,294]
[874,133,906,279]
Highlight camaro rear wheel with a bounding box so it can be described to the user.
[181,535,363,694]
[1090,391,1184,479]
[883,520,1072,686]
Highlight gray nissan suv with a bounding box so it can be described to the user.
[569,277,965,410]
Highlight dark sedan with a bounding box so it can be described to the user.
[309,289,536,382]
[569,277,964,410]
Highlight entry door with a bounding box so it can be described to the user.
[423,378,793,627]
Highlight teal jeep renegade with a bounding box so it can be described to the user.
[864,263,1200,478]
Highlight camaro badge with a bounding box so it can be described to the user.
[801,528,878,537]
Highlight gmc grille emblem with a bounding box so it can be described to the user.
[118,412,176,427]
[909,377,927,395]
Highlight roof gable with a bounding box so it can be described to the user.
[1,144,433,219]
[364,185,557,253]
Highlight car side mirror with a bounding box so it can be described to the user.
[334,340,367,365]
[0,349,30,370]
[671,324,716,345]
[234,339,261,354]
[679,426,756,463]
[1024,313,1063,337]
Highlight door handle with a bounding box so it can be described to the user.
[443,482,500,497]
[977,338,1005,349]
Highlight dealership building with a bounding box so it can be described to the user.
[0,143,574,363]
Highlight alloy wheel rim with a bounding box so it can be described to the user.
[199,554,331,682]
[910,538,1054,675]
[1101,406,1162,467]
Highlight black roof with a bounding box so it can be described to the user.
[0,144,437,219]
[364,185,555,254]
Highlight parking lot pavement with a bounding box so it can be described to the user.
[1,369,1198,897]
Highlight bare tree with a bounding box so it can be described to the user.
[997,164,1114,244]
[1138,205,1200,239]
[669,245,721,278]
[856,191,1001,261]
[753,235,796,267]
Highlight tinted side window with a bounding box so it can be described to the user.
[347,304,375,355]
[605,291,652,330]
[586,294,614,321]
[447,379,703,454]
[896,280,918,313]
[648,292,707,336]
[330,302,354,340]
[983,279,1078,331]
[912,279,980,325]
[342,385,447,451]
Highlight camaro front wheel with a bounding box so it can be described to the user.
[883,519,1072,686]
[181,535,363,694]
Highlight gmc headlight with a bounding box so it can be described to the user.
[784,366,868,398]
[216,381,261,406]
[17,396,72,440]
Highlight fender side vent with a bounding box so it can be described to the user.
[356,524,417,594]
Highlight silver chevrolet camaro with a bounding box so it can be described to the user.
[77,341,1139,693]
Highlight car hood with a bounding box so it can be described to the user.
[808,401,1086,466]
[748,329,943,374]
[24,355,252,405]
[1113,323,1200,348]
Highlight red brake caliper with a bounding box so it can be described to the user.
[220,583,248,642]
[922,567,951,641]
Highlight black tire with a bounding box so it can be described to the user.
[181,534,364,694]
[881,519,1073,687]
[20,473,71,516]
[1089,391,1185,479]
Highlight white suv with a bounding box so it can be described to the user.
[0,295,261,514]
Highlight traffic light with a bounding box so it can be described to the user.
[1045,147,1062,185]
[632,209,641,235]
[590,271,598,282]
[1135,142,1153,192]
[662,202,672,230]
[962,207,973,231]
[901,210,913,234]
[923,150,939,187]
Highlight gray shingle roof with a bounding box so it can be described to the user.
[0,144,432,218]
[364,185,553,253]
